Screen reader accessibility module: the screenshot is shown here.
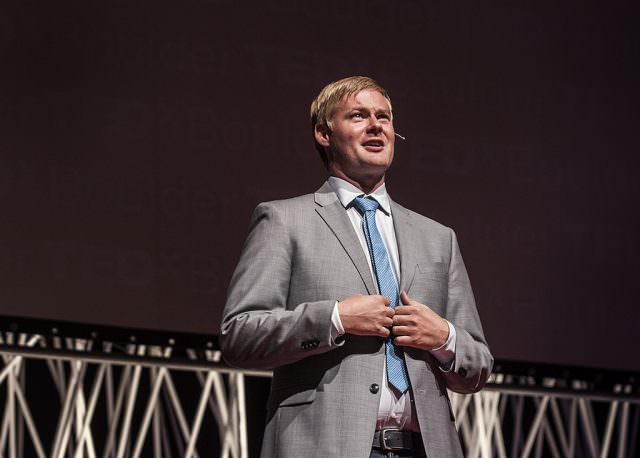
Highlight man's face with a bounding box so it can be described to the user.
[317,89,395,182]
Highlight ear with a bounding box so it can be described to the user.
[314,124,331,148]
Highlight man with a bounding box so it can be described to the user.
[221,76,493,457]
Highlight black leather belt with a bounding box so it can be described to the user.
[372,428,418,452]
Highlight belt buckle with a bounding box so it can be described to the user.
[381,427,403,451]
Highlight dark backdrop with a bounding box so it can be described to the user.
[1,1,638,371]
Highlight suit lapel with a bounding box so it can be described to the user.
[314,182,377,295]
[390,199,419,294]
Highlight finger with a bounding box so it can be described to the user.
[385,307,395,318]
[382,317,394,327]
[394,335,411,346]
[393,305,413,315]
[382,295,391,306]
[379,327,391,338]
[372,295,389,306]
[391,325,411,336]
[392,315,411,326]
[401,292,430,310]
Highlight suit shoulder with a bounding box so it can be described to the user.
[251,193,317,223]
[255,193,315,212]
[257,193,315,210]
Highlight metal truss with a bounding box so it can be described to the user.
[0,332,262,458]
[450,384,639,458]
[1,331,639,457]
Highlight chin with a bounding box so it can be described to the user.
[364,156,392,168]
[360,163,391,177]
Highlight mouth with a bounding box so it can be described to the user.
[362,139,385,152]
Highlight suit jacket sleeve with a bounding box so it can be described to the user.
[220,202,338,370]
[441,228,493,394]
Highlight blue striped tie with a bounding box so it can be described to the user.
[352,196,410,393]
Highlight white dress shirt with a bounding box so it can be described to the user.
[327,176,456,431]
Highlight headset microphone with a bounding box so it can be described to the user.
[394,132,406,141]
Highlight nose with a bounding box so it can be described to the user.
[366,115,383,133]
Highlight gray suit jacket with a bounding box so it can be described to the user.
[221,181,493,457]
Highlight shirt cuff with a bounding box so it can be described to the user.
[330,301,346,345]
[429,320,456,371]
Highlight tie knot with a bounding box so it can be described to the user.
[352,196,380,215]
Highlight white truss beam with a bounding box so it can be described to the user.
[1,334,639,457]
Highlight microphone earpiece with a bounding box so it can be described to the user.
[394,132,406,141]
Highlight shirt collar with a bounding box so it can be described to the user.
[327,176,391,215]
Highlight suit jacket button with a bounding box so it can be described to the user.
[370,383,379,394]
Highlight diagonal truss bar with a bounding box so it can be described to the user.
[131,367,167,458]
[115,363,143,458]
[11,371,46,458]
[73,364,107,458]
[184,371,215,458]
[103,365,132,458]
[51,360,87,458]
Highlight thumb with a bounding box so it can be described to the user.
[400,290,412,305]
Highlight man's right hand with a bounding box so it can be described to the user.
[337,294,394,338]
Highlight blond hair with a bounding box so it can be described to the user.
[310,76,392,168]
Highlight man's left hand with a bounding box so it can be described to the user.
[392,291,449,350]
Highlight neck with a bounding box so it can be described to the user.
[329,168,385,195]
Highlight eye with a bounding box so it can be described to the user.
[351,112,364,119]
